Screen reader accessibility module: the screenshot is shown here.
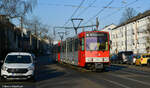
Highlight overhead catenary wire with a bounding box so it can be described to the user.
[77,0,97,17]
[63,0,85,27]
[103,0,139,21]
[83,0,114,25]
[40,3,97,8]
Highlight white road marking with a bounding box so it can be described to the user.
[110,73,150,86]
[103,78,131,88]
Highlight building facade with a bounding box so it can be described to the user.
[111,10,150,54]
[0,15,52,59]
[101,24,116,54]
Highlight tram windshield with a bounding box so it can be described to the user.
[86,33,108,51]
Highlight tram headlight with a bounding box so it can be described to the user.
[86,58,93,62]
[2,65,7,71]
[103,57,109,62]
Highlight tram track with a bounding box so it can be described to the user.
[109,64,150,75]
[57,62,150,88]
[81,66,150,88]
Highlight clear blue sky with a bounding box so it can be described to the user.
[26,0,150,40]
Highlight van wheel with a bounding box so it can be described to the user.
[139,63,142,67]
[0,76,5,82]
[28,76,35,82]
[120,61,123,64]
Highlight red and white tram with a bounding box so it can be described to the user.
[54,31,110,71]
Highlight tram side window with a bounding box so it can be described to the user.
[75,39,78,51]
[67,41,69,52]
[61,46,62,53]
[62,45,63,52]
[82,38,84,51]
[58,46,60,53]
[63,43,65,52]
[64,42,66,52]
[72,39,74,52]
[69,41,72,52]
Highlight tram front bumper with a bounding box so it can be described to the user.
[86,57,109,63]
[95,63,104,69]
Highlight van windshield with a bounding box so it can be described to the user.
[143,55,150,58]
[5,55,32,63]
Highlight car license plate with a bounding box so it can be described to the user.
[12,73,15,76]
[12,73,22,76]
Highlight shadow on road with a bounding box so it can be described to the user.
[105,65,127,72]
[35,56,66,82]
[36,65,65,82]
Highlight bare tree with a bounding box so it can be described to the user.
[0,0,37,33]
[24,16,50,38]
[0,0,37,18]
[119,7,137,24]
[24,16,41,34]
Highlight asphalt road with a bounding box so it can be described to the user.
[1,55,150,88]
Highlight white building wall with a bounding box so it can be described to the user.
[101,24,116,54]
[111,16,150,54]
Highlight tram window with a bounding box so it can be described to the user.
[62,45,64,52]
[72,39,74,51]
[64,43,66,52]
[69,41,72,52]
[80,39,82,46]
[60,45,62,52]
[67,41,69,52]
[58,46,60,53]
[63,44,65,52]
[78,39,80,50]
[75,39,78,51]
[82,38,84,51]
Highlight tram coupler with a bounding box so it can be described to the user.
[95,63,104,70]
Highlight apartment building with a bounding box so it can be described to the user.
[111,10,150,54]
[101,24,116,40]
[101,24,116,54]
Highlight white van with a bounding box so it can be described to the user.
[1,52,35,81]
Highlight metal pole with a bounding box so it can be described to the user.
[125,25,127,51]
[66,39,67,61]
[20,16,23,51]
[71,18,83,35]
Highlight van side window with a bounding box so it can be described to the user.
[137,56,141,59]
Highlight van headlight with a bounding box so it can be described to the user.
[2,66,7,71]
[28,65,34,70]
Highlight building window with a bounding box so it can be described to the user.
[108,28,111,30]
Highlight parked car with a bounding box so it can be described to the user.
[135,54,150,66]
[147,59,150,66]
[127,54,137,65]
[0,56,3,67]
[1,52,35,81]
[117,51,133,64]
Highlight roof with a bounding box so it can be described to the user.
[102,24,116,29]
[114,10,150,29]
[7,52,32,56]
